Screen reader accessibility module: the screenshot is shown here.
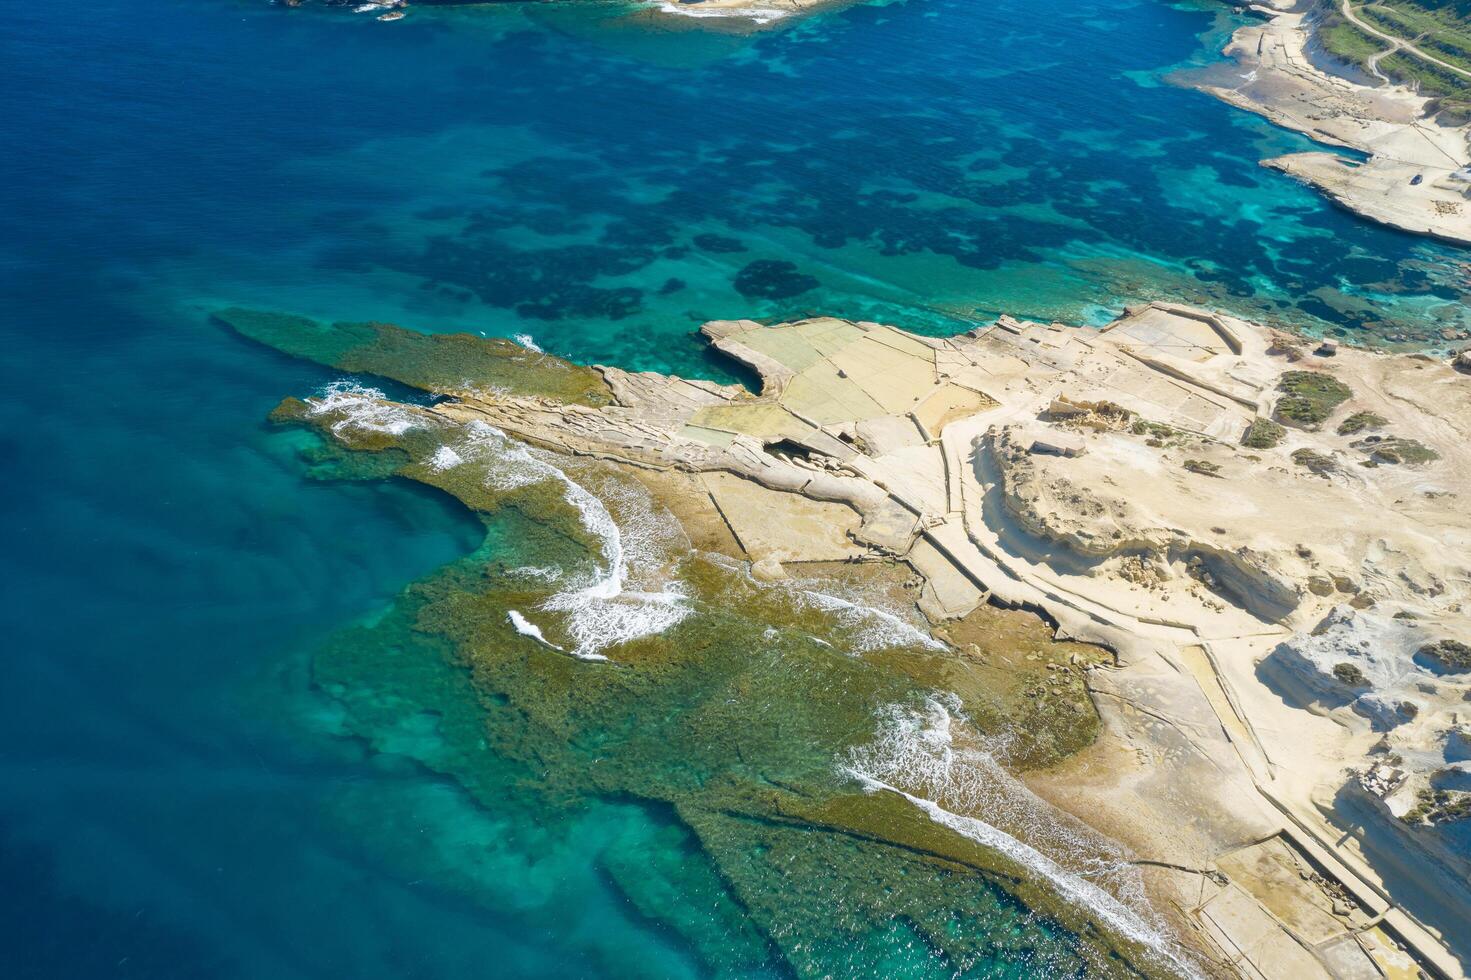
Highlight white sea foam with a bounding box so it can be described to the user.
[306,381,418,435]
[507,610,573,653]
[455,421,690,658]
[505,565,564,583]
[428,445,463,471]
[454,381,510,400]
[844,695,1200,976]
[797,588,947,652]
[647,1,790,25]
[512,333,544,354]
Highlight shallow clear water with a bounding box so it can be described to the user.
[1,0,1467,976]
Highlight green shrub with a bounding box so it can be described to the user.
[1418,639,1471,672]
[1274,371,1352,429]
[1337,411,1386,435]
[1354,437,1441,466]
[1292,448,1337,476]
[1242,418,1286,449]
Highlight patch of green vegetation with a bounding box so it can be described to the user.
[1131,419,1170,438]
[1380,49,1471,102]
[1292,448,1338,476]
[1417,638,1471,672]
[1358,1,1471,66]
[1333,0,1471,108]
[1182,458,1220,476]
[1319,10,1393,66]
[1333,662,1368,686]
[1353,436,1441,465]
[1337,411,1387,435]
[1274,370,1352,429]
[1403,786,1471,826]
[1242,417,1287,449]
[1130,418,1188,447]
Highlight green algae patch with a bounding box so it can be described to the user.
[313,543,1164,978]
[928,604,1110,771]
[1273,370,1352,430]
[216,307,612,406]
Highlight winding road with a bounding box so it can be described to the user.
[1341,0,1471,83]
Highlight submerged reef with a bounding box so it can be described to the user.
[220,309,612,407]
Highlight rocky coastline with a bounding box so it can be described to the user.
[1186,0,1471,245]
[222,301,1471,978]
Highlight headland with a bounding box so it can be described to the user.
[1185,0,1471,245]
[221,301,1471,979]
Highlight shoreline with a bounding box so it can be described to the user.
[280,0,858,30]
[1183,0,1471,245]
[224,302,1471,978]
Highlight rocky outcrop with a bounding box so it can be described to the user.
[225,302,1471,973]
[983,425,1301,623]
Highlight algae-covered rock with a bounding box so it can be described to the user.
[215,308,612,406]
[1291,448,1337,476]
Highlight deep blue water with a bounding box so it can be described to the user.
[2,0,1468,976]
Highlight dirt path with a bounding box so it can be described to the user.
[1343,0,1471,82]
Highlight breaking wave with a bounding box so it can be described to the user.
[844,695,1200,977]
[428,445,463,471]
[505,565,564,583]
[647,1,790,25]
[512,333,544,354]
[456,421,690,658]
[798,588,946,653]
[306,381,418,435]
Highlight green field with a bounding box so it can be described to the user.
[1319,10,1393,65]
[1320,0,1471,106]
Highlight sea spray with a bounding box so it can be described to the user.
[798,588,947,653]
[428,445,464,471]
[506,609,595,658]
[714,552,947,654]
[306,381,419,436]
[845,695,1202,978]
[454,421,691,658]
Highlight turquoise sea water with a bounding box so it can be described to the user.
[2,0,1468,976]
